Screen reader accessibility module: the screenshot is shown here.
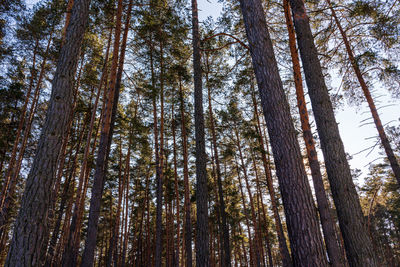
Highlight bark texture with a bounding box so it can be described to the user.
[179,79,193,267]
[239,0,327,265]
[81,0,124,265]
[192,0,209,265]
[5,0,91,265]
[288,0,378,265]
[283,1,345,266]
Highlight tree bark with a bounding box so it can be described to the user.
[5,0,92,264]
[179,77,193,267]
[46,110,89,266]
[239,0,327,265]
[0,38,39,211]
[251,151,274,267]
[155,36,165,267]
[251,87,292,267]
[283,1,345,266]
[81,0,124,264]
[288,0,378,265]
[234,128,262,267]
[234,158,255,267]
[171,98,181,267]
[191,0,209,265]
[0,32,54,247]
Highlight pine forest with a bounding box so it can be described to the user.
[0,0,400,266]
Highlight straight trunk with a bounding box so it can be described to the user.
[210,143,223,266]
[191,0,209,265]
[171,100,181,267]
[239,0,327,265]
[46,111,89,266]
[81,0,124,264]
[121,132,132,267]
[205,55,231,267]
[0,33,54,238]
[145,167,152,267]
[288,0,378,265]
[5,0,92,264]
[234,128,262,267]
[234,160,255,267]
[106,141,126,266]
[155,37,165,267]
[61,24,112,267]
[0,38,39,211]
[251,87,291,267]
[251,152,274,267]
[179,78,193,267]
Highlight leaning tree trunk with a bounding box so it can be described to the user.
[238,0,327,265]
[5,0,92,264]
[283,1,345,266]
[326,0,400,186]
[288,0,378,265]
[191,0,209,265]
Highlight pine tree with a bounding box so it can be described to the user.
[191,0,209,265]
[288,0,378,265]
[5,0,92,264]
[239,0,327,265]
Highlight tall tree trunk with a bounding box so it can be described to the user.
[171,99,181,267]
[121,131,133,267]
[54,177,76,265]
[283,1,345,266]
[205,55,231,267]
[81,0,124,264]
[0,33,54,240]
[107,141,129,266]
[234,128,262,267]
[251,151,274,267]
[191,0,209,265]
[0,38,39,210]
[238,0,327,265]
[238,227,248,267]
[46,110,89,266]
[179,77,193,267]
[234,159,255,267]
[210,142,223,266]
[251,87,291,267]
[5,0,92,264]
[288,0,378,265]
[327,0,400,186]
[155,36,165,267]
[60,23,112,267]
[145,166,152,267]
